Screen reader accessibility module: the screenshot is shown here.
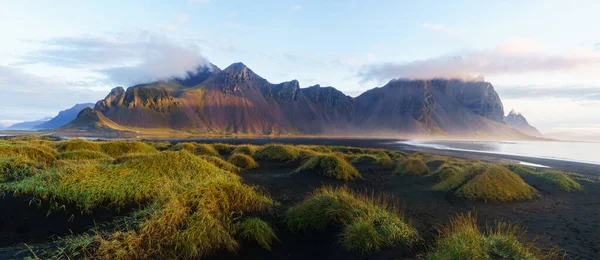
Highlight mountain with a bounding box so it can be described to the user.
[505,109,543,137]
[7,117,52,130]
[35,103,94,130]
[66,62,528,138]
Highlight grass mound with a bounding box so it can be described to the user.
[194,144,220,157]
[432,161,478,191]
[293,154,361,181]
[352,151,394,167]
[426,212,558,259]
[351,154,379,165]
[394,153,429,176]
[0,157,40,182]
[100,141,157,157]
[147,141,172,151]
[285,186,417,253]
[0,144,56,167]
[55,139,101,152]
[505,164,537,176]
[55,150,112,161]
[234,217,278,250]
[457,165,538,202]
[169,142,197,152]
[199,155,242,173]
[228,153,259,170]
[3,149,275,259]
[212,143,234,152]
[231,145,260,156]
[540,170,582,192]
[253,144,301,162]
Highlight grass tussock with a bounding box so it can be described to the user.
[253,144,301,162]
[285,186,417,253]
[228,153,259,170]
[199,155,242,173]
[194,144,220,157]
[55,139,101,152]
[540,170,582,192]
[212,143,235,152]
[457,165,538,202]
[100,141,157,157]
[0,144,56,167]
[293,154,361,181]
[432,161,479,191]
[426,212,561,260]
[0,157,40,182]
[352,151,394,167]
[55,150,112,161]
[506,164,537,176]
[147,141,172,151]
[234,217,278,250]
[394,153,429,176]
[232,145,260,156]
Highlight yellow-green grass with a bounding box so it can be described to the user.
[505,164,537,176]
[432,161,479,191]
[457,165,538,202]
[147,141,172,151]
[351,154,379,165]
[55,150,112,161]
[55,139,101,152]
[228,153,259,170]
[212,143,235,152]
[234,217,278,250]
[331,146,367,155]
[0,144,57,167]
[394,153,430,176]
[426,212,558,260]
[199,155,242,173]
[285,186,417,253]
[0,157,40,182]
[253,144,302,162]
[540,170,582,192]
[169,142,197,152]
[231,145,260,156]
[2,149,275,259]
[293,154,361,181]
[99,141,157,157]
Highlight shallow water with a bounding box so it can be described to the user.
[401,140,600,165]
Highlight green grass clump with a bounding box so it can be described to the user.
[147,141,172,151]
[331,146,366,154]
[293,154,361,181]
[0,157,40,182]
[457,165,538,202]
[194,144,220,157]
[505,164,537,176]
[228,153,259,170]
[231,145,260,156]
[394,153,430,176]
[212,143,234,152]
[234,217,278,250]
[352,152,394,167]
[285,186,417,253]
[253,144,301,162]
[351,154,379,165]
[199,155,242,173]
[426,212,556,260]
[0,144,56,167]
[100,141,157,157]
[55,139,101,152]
[432,161,477,191]
[540,170,582,192]
[55,150,112,161]
[169,142,197,152]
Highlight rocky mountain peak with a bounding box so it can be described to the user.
[223,62,260,81]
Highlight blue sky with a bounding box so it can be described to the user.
[1,0,600,136]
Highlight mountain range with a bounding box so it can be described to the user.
[62,62,538,138]
[6,103,94,131]
[505,109,543,137]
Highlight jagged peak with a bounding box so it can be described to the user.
[508,109,522,116]
[222,62,264,82]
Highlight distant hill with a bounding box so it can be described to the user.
[505,109,543,137]
[7,117,52,130]
[65,62,531,138]
[35,103,94,130]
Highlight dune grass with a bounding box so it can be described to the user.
[0,157,40,182]
[293,154,361,181]
[432,161,479,191]
[212,143,235,153]
[457,165,538,202]
[505,164,537,176]
[147,141,172,151]
[285,186,417,253]
[234,217,278,250]
[99,141,157,157]
[426,212,559,260]
[231,145,260,156]
[55,150,112,161]
[194,144,220,157]
[228,153,259,170]
[540,170,582,192]
[169,142,197,153]
[394,153,430,176]
[0,144,57,167]
[352,151,393,167]
[253,144,302,162]
[55,139,101,152]
[351,154,379,165]
[2,149,275,259]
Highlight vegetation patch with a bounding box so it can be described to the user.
[100,141,157,157]
[505,164,537,176]
[0,157,40,182]
[394,153,429,176]
[232,145,260,156]
[212,143,235,153]
[234,217,278,250]
[432,161,479,191]
[200,155,242,173]
[194,144,220,157]
[0,144,56,167]
[457,165,538,202]
[253,144,301,162]
[293,154,361,181]
[169,142,197,153]
[426,212,559,259]
[228,153,259,170]
[55,150,112,161]
[285,186,417,253]
[540,170,582,192]
[147,141,172,151]
[55,139,101,152]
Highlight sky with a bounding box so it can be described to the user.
[1,0,600,137]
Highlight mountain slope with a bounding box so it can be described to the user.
[506,109,543,137]
[35,103,94,130]
[7,117,52,130]
[66,63,530,138]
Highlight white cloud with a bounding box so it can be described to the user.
[290,4,303,11]
[359,37,600,83]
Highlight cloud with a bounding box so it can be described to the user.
[358,38,600,83]
[497,85,600,101]
[290,4,303,10]
[22,31,210,86]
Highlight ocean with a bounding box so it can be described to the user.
[401,140,600,165]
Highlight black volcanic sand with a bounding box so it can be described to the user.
[202,159,600,260]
